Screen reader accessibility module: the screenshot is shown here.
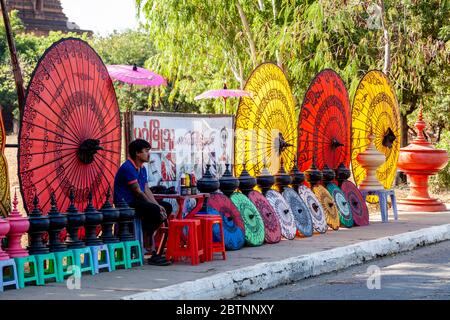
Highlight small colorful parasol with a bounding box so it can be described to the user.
[248,190,281,244]
[230,192,265,247]
[340,181,369,226]
[313,185,340,230]
[265,190,297,240]
[282,188,313,237]
[326,183,353,228]
[206,193,245,250]
[297,185,328,234]
[194,83,252,114]
[106,64,167,87]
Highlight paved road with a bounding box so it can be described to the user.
[239,240,450,300]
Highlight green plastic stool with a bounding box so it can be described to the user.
[124,240,143,268]
[107,242,128,271]
[72,248,95,276]
[54,250,75,280]
[35,253,61,284]
[14,255,40,288]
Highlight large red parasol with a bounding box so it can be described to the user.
[19,38,121,215]
[297,69,351,172]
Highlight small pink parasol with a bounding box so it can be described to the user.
[194,83,252,113]
[106,64,167,149]
[106,64,167,87]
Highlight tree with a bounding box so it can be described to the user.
[90,30,158,112]
[136,0,449,145]
[0,11,89,129]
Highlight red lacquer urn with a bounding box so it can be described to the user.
[397,108,449,212]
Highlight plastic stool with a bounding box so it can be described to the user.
[0,259,19,292]
[54,250,75,280]
[124,240,143,268]
[89,245,111,274]
[360,189,398,222]
[166,219,204,265]
[35,253,61,284]
[107,242,128,271]
[194,214,226,262]
[72,248,95,276]
[14,255,40,288]
[134,217,149,255]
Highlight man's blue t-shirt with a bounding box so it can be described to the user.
[114,159,147,205]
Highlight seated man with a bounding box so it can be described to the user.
[114,139,172,266]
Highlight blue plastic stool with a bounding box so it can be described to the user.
[72,248,95,275]
[124,240,143,268]
[54,250,75,280]
[134,217,149,255]
[360,189,398,222]
[14,255,40,288]
[89,245,111,274]
[0,258,19,292]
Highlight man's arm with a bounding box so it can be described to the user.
[130,183,167,219]
[129,182,152,203]
[144,183,159,205]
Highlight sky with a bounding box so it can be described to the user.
[60,0,140,36]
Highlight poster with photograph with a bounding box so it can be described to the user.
[131,112,234,188]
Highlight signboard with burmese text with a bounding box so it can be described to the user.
[130,112,234,188]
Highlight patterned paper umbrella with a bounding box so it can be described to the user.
[297,185,328,234]
[326,183,353,228]
[248,190,281,244]
[235,63,297,177]
[340,181,369,226]
[313,185,340,230]
[106,64,167,87]
[206,193,245,250]
[194,83,252,114]
[282,188,313,237]
[0,111,10,217]
[265,190,296,240]
[230,192,265,246]
[351,70,401,202]
[18,38,121,214]
[298,69,351,172]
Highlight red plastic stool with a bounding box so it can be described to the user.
[194,214,226,262]
[166,219,204,265]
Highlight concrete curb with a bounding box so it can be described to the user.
[122,223,450,300]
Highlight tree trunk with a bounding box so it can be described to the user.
[379,0,391,75]
[236,1,257,68]
[271,0,278,20]
[400,113,409,148]
[437,126,442,143]
[0,0,26,117]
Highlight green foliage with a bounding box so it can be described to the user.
[135,0,449,126]
[0,11,89,117]
[90,30,157,112]
[430,130,450,191]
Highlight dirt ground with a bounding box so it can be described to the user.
[4,134,450,218]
